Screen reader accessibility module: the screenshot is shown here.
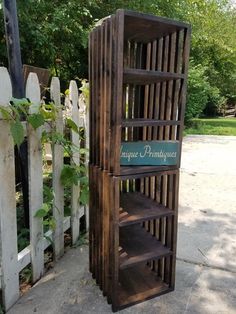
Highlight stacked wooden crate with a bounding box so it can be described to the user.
[89,9,191,312]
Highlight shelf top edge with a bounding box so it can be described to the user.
[116,9,191,29]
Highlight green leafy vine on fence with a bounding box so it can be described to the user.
[0,97,89,234]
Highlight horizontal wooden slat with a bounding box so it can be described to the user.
[119,224,172,269]
[124,68,184,84]
[119,192,174,227]
[118,264,170,309]
[121,119,181,127]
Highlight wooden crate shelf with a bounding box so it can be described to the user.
[119,224,172,269]
[119,192,174,227]
[89,9,190,311]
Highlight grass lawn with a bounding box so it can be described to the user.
[184,117,236,136]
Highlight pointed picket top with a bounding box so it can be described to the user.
[0,67,12,108]
[26,72,41,114]
[69,80,79,110]
[50,77,61,106]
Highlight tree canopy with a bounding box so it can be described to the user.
[0,0,235,118]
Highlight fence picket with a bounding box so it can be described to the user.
[26,73,44,282]
[0,67,19,310]
[69,80,81,244]
[51,77,65,259]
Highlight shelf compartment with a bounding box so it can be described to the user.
[121,119,181,127]
[124,10,189,42]
[119,224,172,269]
[119,192,174,227]
[123,68,184,85]
[117,263,171,310]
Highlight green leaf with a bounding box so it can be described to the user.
[10,119,24,147]
[43,185,54,203]
[35,204,50,218]
[49,217,56,230]
[0,106,12,120]
[43,218,56,230]
[41,130,51,144]
[60,164,79,186]
[66,117,79,134]
[80,188,89,205]
[11,98,30,117]
[79,176,89,185]
[11,97,29,106]
[28,113,45,129]
[40,103,56,120]
[79,148,89,155]
[35,208,48,218]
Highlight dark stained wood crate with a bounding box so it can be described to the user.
[89,9,191,312]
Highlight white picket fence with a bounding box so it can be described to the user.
[0,67,89,311]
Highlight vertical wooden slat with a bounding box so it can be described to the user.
[165,33,176,140]
[147,40,157,139]
[84,94,90,232]
[103,20,109,170]
[0,67,19,310]
[69,80,81,244]
[110,176,120,311]
[142,42,151,140]
[89,164,93,273]
[26,72,44,282]
[159,35,169,139]
[93,28,99,165]
[94,166,101,284]
[51,77,64,259]
[103,170,110,296]
[171,171,180,287]
[177,28,191,167]
[153,38,163,139]
[89,31,95,165]
[99,24,104,169]
[171,31,181,140]
[113,10,124,175]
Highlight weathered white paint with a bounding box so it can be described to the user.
[69,80,81,244]
[51,77,65,259]
[26,73,41,114]
[26,73,44,282]
[0,67,19,310]
[0,73,89,309]
[0,67,12,118]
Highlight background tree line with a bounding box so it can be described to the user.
[0,0,235,122]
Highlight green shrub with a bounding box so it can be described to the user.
[203,86,226,117]
[185,63,210,124]
[185,63,227,124]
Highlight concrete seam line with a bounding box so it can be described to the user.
[177,257,236,274]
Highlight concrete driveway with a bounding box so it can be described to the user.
[8,135,236,314]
